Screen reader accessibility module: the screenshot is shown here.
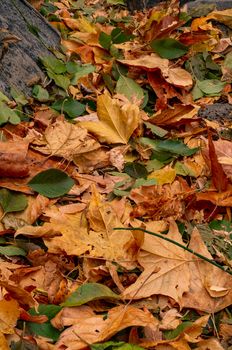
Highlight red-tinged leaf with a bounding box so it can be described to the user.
[208,132,228,192]
[20,309,48,323]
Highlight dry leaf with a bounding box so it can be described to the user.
[122,220,191,305]
[0,299,20,334]
[79,93,140,144]
[31,119,100,160]
[54,305,159,350]
[181,228,232,313]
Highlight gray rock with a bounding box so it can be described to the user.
[0,0,60,97]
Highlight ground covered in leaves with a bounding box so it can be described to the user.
[0,0,232,349]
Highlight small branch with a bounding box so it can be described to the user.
[114,227,232,276]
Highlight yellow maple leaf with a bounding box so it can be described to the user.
[79,93,140,144]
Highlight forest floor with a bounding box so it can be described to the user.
[0,0,232,349]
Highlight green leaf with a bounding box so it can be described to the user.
[106,0,125,4]
[99,32,112,50]
[111,28,133,44]
[116,76,144,102]
[27,321,60,341]
[151,38,188,59]
[146,159,164,172]
[40,56,66,74]
[61,283,120,307]
[209,220,232,233]
[156,139,199,156]
[0,246,26,256]
[197,79,225,95]
[0,189,28,214]
[91,342,144,350]
[52,98,86,118]
[47,70,70,90]
[29,304,62,320]
[0,102,21,126]
[133,178,157,188]
[32,85,50,102]
[10,87,28,105]
[124,162,148,179]
[164,321,193,340]
[0,91,10,103]
[71,64,95,84]
[28,169,74,198]
[144,122,168,137]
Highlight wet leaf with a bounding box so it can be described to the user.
[28,169,74,198]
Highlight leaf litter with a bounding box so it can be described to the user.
[0,0,232,349]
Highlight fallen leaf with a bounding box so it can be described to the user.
[181,228,232,312]
[31,118,100,160]
[208,132,228,192]
[0,139,29,178]
[0,299,20,334]
[122,220,191,306]
[54,305,159,350]
[79,93,140,144]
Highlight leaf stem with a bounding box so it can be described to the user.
[114,227,232,276]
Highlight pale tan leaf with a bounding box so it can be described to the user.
[122,220,191,305]
[79,93,140,144]
[195,338,225,350]
[54,305,159,350]
[32,119,100,160]
[181,228,232,313]
[164,68,193,88]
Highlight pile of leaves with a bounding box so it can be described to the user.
[0,0,232,349]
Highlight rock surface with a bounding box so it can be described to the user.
[0,0,60,97]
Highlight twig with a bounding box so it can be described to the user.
[114,227,232,276]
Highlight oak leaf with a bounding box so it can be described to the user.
[79,93,140,144]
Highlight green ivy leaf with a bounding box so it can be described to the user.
[99,32,112,50]
[0,189,28,214]
[32,85,50,102]
[124,162,148,179]
[151,38,188,59]
[156,139,199,156]
[71,64,95,85]
[116,76,144,102]
[47,70,70,90]
[196,79,225,95]
[40,56,67,74]
[0,102,21,126]
[0,246,26,256]
[144,122,168,137]
[52,98,86,118]
[28,169,74,198]
[111,28,133,44]
[61,283,120,307]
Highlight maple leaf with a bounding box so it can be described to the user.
[122,220,191,305]
[79,93,141,144]
[16,187,137,267]
[181,227,232,313]
[31,118,100,161]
